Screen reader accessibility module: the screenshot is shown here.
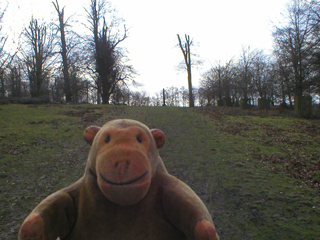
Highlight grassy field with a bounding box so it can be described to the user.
[0,104,319,240]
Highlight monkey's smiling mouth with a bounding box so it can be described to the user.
[99,171,149,186]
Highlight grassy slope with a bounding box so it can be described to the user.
[0,104,319,240]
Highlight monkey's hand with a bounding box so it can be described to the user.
[18,213,61,240]
[18,213,45,240]
[195,219,220,240]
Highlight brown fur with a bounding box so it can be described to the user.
[18,119,219,240]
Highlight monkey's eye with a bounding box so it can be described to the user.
[105,135,111,143]
[136,136,142,143]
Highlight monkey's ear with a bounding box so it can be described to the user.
[84,126,101,145]
[151,129,165,149]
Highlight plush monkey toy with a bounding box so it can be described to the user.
[18,119,220,240]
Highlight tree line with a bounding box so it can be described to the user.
[198,0,320,117]
[0,0,320,118]
[0,0,135,104]
[121,0,320,116]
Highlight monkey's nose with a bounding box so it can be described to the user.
[115,161,130,181]
[115,160,130,168]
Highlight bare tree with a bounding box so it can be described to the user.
[309,0,320,95]
[0,4,16,98]
[0,6,7,98]
[200,59,236,107]
[273,0,319,116]
[53,0,72,102]
[237,46,258,109]
[251,50,276,109]
[274,55,295,107]
[21,18,55,97]
[200,69,216,106]
[180,86,189,107]
[177,34,194,107]
[85,0,128,104]
[8,64,25,97]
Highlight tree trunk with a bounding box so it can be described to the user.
[177,34,194,107]
[187,66,194,107]
[162,88,166,106]
[53,1,72,102]
[0,70,5,98]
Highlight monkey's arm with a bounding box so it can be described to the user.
[18,182,80,240]
[162,176,219,240]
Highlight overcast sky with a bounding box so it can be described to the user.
[3,0,289,96]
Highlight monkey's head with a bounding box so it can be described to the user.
[84,119,165,206]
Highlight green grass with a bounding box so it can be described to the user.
[195,107,320,239]
[1,104,320,239]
